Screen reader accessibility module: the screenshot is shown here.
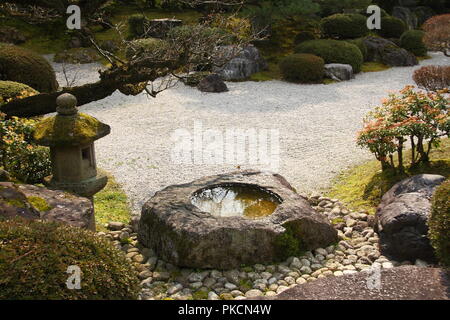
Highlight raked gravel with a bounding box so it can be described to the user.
[49,52,449,215]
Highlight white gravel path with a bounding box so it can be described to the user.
[50,52,449,214]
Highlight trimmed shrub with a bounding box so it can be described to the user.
[377,16,407,39]
[125,38,170,60]
[295,39,363,73]
[400,30,427,56]
[321,13,369,39]
[0,219,141,300]
[0,44,58,93]
[279,53,325,83]
[413,65,450,91]
[0,113,51,183]
[0,81,38,106]
[428,179,450,267]
[294,31,316,45]
[347,38,368,61]
[128,14,147,39]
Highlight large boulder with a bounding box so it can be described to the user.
[392,6,418,30]
[374,174,446,262]
[324,63,354,81]
[138,170,338,269]
[363,36,418,67]
[214,45,267,81]
[264,266,450,300]
[0,182,95,230]
[197,73,228,93]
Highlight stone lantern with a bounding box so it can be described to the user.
[34,93,111,201]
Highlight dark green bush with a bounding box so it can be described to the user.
[321,13,369,39]
[0,44,58,93]
[377,16,407,39]
[128,14,147,39]
[0,219,141,299]
[400,30,427,57]
[125,38,170,60]
[295,39,363,73]
[347,38,368,61]
[294,31,316,45]
[0,114,51,184]
[428,179,450,267]
[279,53,325,83]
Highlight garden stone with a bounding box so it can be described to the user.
[245,289,263,298]
[265,291,277,297]
[276,286,289,294]
[197,74,228,93]
[203,277,216,288]
[300,266,312,274]
[153,272,170,281]
[363,36,418,67]
[261,272,272,280]
[167,284,183,295]
[324,64,354,81]
[296,277,307,285]
[138,170,337,269]
[208,291,219,300]
[190,282,203,290]
[375,174,445,262]
[225,283,238,290]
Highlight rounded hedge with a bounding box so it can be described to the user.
[295,39,363,73]
[321,13,369,39]
[0,219,141,299]
[428,179,450,267]
[0,44,58,93]
[400,30,427,57]
[377,16,407,39]
[279,54,324,83]
[0,81,38,105]
[125,38,170,60]
[346,38,368,62]
[294,31,316,45]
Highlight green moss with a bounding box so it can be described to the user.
[273,222,305,259]
[327,138,450,213]
[331,217,345,225]
[361,62,391,73]
[34,113,110,147]
[94,171,131,232]
[27,196,52,212]
[5,199,26,208]
[238,279,253,292]
[192,290,209,300]
[0,81,38,105]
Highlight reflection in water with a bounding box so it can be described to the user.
[191,184,281,219]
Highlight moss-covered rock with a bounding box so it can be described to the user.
[34,112,111,147]
[0,44,58,93]
[0,81,39,106]
[295,39,363,73]
[428,179,450,267]
[0,218,141,299]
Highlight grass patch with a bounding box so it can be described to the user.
[249,61,282,81]
[326,138,450,214]
[361,62,391,73]
[418,55,432,61]
[94,170,131,232]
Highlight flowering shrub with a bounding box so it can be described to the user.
[0,113,51,183]
[413,65,450,92]
[357,86,449,171]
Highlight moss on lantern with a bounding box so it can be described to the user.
[34,112,110,147]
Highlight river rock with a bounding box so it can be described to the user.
[324,64,354,81]
[374,174,445,262]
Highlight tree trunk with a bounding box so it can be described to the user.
[0,80,118,118]
[397,137,404,172]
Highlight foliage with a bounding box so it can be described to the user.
[0,81,38,106]
[413,65,450,92]
[321,13,368,39]
[361,61,390,72]
[428,179,450,267]
[128,14,147,39]
[347,38,368,61]
[400,30,427,57]
[422,14,450,57]
[377,16,407,39]
[0,44,58,93]
[357,86,449,171]
[294,31,316,45]
[327,138,450,214]
[314,0,373,17]
[279,53,324,83]
[295,39,363,73]
[125,38,170,60]
[0,218,140,300]
[0,114,51,183]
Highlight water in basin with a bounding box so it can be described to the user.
[191,184,281,219]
